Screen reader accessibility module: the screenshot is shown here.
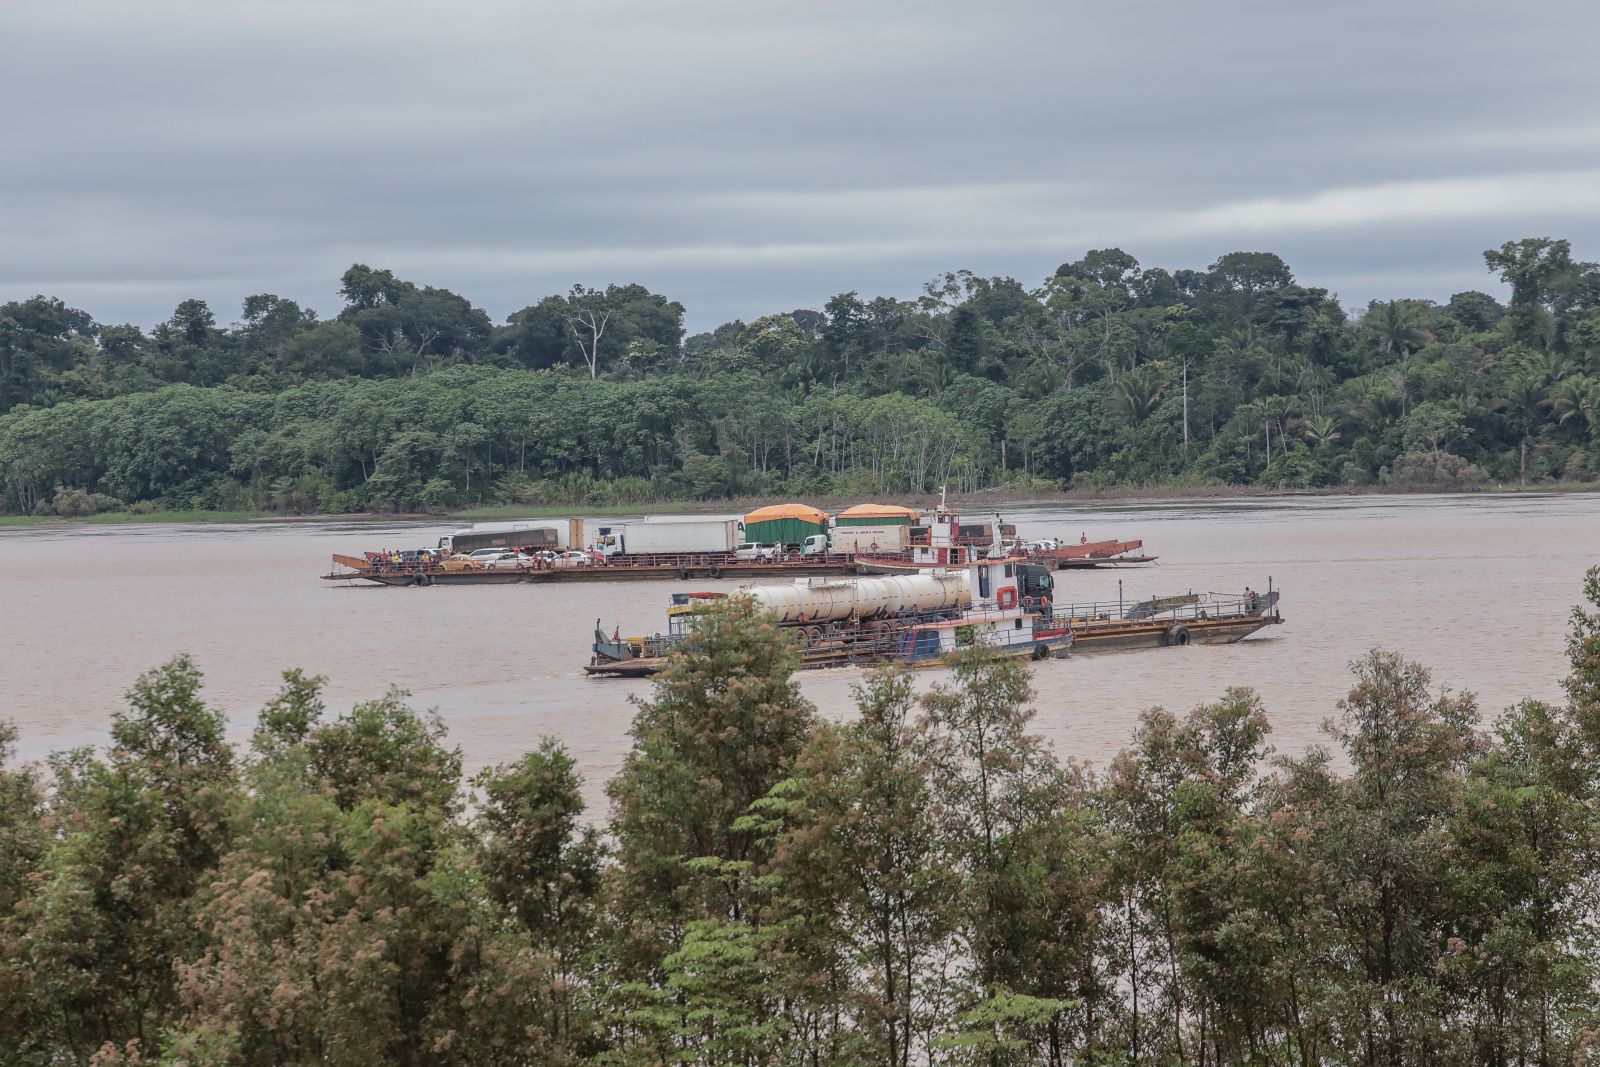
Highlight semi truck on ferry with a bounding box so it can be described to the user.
[811,523,910,555]
[436,521,570,555]
[592,517,744,557]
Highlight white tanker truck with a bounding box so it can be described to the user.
[744,572,969,624]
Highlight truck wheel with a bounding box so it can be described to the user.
[708,565,723,578]
[1167,625,1191,647]
[678,567,691,580]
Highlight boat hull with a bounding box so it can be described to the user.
[584,657,670,677]
[586,632,1070,678]
[1067,614,1281,651]
[585,613,1280,678]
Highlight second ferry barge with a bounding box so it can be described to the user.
[586,501,1281,677]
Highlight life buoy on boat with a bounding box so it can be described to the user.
[1021,595,1034,608]
[1167,625,1191,647]
[997,587,1018,610]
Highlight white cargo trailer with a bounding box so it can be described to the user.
[596,517,743,556]
[827,524,909,554]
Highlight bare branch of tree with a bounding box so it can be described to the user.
[564,308,611,379]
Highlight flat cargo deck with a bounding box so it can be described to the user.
[323,556,865,586]
[585,583,1281,678]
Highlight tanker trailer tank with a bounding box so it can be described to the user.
[744,573,969,624]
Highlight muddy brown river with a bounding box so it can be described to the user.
[2,493,1596,815]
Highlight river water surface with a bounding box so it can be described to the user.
[2,493,1596,814]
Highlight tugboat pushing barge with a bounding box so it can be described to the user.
[586,500,1282,677]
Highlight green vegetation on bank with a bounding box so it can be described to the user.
[4,573,1600,1064]
[4,240,1600,517]
[0,509,271,527]
[445,500,712,521]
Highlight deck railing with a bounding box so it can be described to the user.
[1047,590,1278,628]
[608,588,1279,665]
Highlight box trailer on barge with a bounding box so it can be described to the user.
[592,517,743,557]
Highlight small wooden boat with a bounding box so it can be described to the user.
[1042,538,1143,560]
[584,655,670,678]
[583,625,674,677]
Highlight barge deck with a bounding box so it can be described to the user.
[323,553,866,586]
[586,586,1281,678]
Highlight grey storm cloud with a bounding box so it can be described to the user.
[2,0,1599,331]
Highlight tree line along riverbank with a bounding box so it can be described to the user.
[4,238,1600,519]
[2,573,1599,1064]
[5,481,1600,531]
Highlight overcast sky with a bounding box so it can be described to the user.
[3,0,1598,332]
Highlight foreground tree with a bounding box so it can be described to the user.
[775,669,954,1066]
[0,656,236,1061]
[603,598,817,1060]
[165,675,592,1066]
[919,649,1080,1063]
[0,723,43,929]
[1283,653,1483,1064]
[475,740,604,1053]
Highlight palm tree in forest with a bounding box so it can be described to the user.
[1289,359,1335,417]
[1438,393,1485,442]
[1263,394,1296,454]
[1236,396,1294,469]
[1531,349,1575,385]
[1366,299,1430,357]
[1235,400,1269,466]
[919,360,957,398]
[1105,364,1165,423]
[1389,352,1429,416]
[1356,390,1405,429]
[1545,374,1594,429]
[1501,372,1547,483]
[1303,413,1342,452]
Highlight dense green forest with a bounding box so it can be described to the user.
[3,573,1600,1065]
[4,239,1600,516]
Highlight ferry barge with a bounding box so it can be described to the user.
[325,500,1153,587]
[323,552,863,586]
[585,577,1280,677]
[586,502,1280,677]
[586,555,1075,676]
